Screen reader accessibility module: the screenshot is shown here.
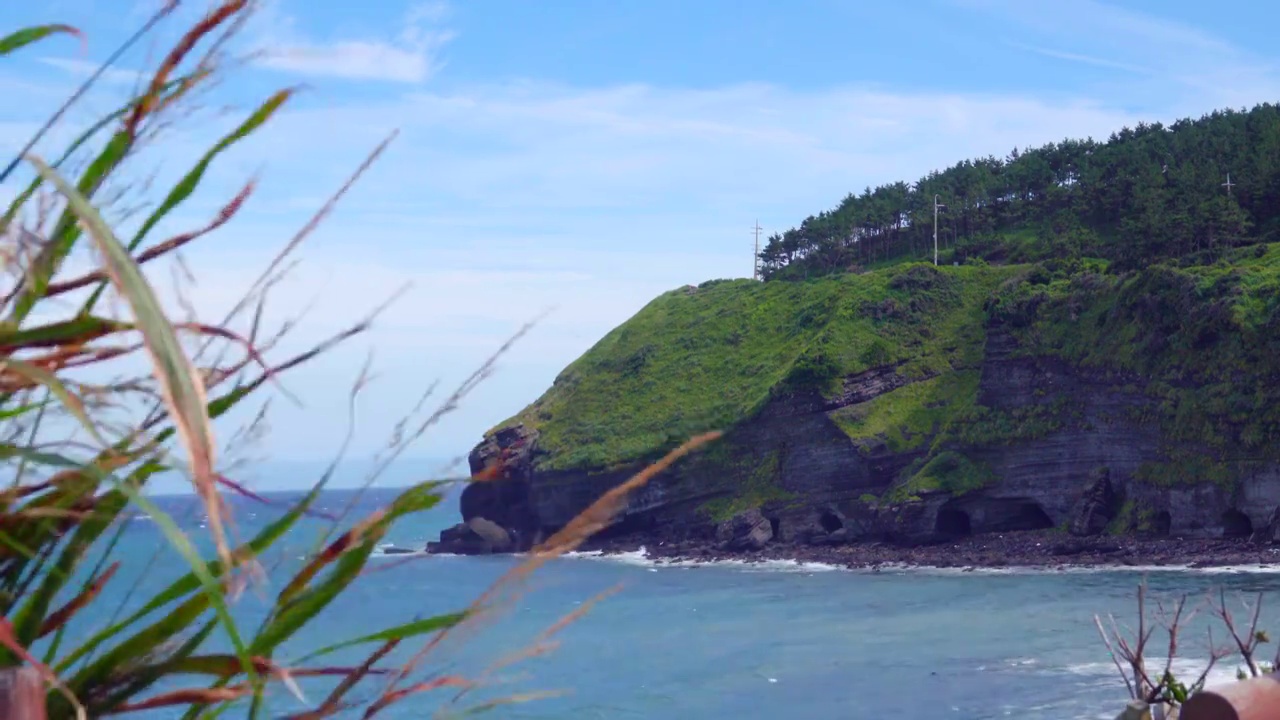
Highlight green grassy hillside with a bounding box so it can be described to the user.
[494,241,1280,488]
[499,263,1016,472]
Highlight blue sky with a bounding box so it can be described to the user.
[2,0,1279,489]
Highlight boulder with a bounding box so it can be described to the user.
[715,508,774,551]
[427,521,510,555]
[1069,467,1117,537]
[467,516,513,551]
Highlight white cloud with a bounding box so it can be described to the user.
[252,1,455,83]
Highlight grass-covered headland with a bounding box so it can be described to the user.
[496,102,1280,503]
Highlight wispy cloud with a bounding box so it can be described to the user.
[38,57,143,85]
[968,0,1280,108]
[253,1,455,83]
[1004,42,1152,76]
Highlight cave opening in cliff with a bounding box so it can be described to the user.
[1221,509,1253,539]
[768,515,781,538]
[1001,500,1055,532]
[819,510,844,534]
[594,511,656,541]
[1151,511,1172,537]
[935,507,971,537]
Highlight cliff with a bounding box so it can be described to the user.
[430,246,1280,556]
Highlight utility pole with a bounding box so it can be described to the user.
[752,219,762,280]
[1222,173,1236,195]
[933,195,946,266]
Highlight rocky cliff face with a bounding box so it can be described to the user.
[430,320,1280,556]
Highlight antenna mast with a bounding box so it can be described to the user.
[752,219,762,280]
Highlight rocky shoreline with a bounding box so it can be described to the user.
[575,530,1280,571]
[425,498,1280,570]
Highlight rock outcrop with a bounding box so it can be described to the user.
[1068,468,1118,537]
[715,508,774,551]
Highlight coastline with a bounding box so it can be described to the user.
[576,530,1280,572]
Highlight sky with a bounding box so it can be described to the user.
[2,0,1279,490]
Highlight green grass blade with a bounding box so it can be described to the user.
[251,537,381,656]
[1,75,194,236]
[0,358,109,448]
[65,596,216,708]
[9,131,131,322]
[80,89,295,312]
[10,489,128,646]
[24,155,218,529]
[0,443,82,468]
[292,612,467,665]
[131,90,292,253]
[0,400,48,422]
[92,620,219,716]
[44,512,129,665]
[251,483,445,655]
[0,24,80,57]
[0,316,130,351]
[54,483,322,674]
[0,458,113,621]
[108,486,257,686]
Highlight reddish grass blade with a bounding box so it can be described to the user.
[38,563,120,639]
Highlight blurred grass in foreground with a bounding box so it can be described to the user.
[0,2,719,717]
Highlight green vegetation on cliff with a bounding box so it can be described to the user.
[503,263,1013,471]
[830,371,981,454]
[887,451,997,503]
[993,243,1280,473]
[494,102,1280,498]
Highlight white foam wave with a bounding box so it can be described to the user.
[1062,657,1242,690]
[848,562,1280,577]
[559,547,1280,576]
[565,548,657,567]
[1176,563,1280,574]
[370,549,433,558]
[562,547,841,573]
[370,543,451,558]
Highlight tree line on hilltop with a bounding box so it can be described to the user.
[759,103,1280,280]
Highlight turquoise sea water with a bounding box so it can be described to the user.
[69,488,1280,719]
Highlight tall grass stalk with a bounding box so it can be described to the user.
[0,4,720,717]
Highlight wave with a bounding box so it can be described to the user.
[893,563,1280,576]
[564,547,842,573]
[561,548,1280,577]
[370,543,457,558]
[1060,656,1241,690]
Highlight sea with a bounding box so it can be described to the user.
[67,486,1280,719]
